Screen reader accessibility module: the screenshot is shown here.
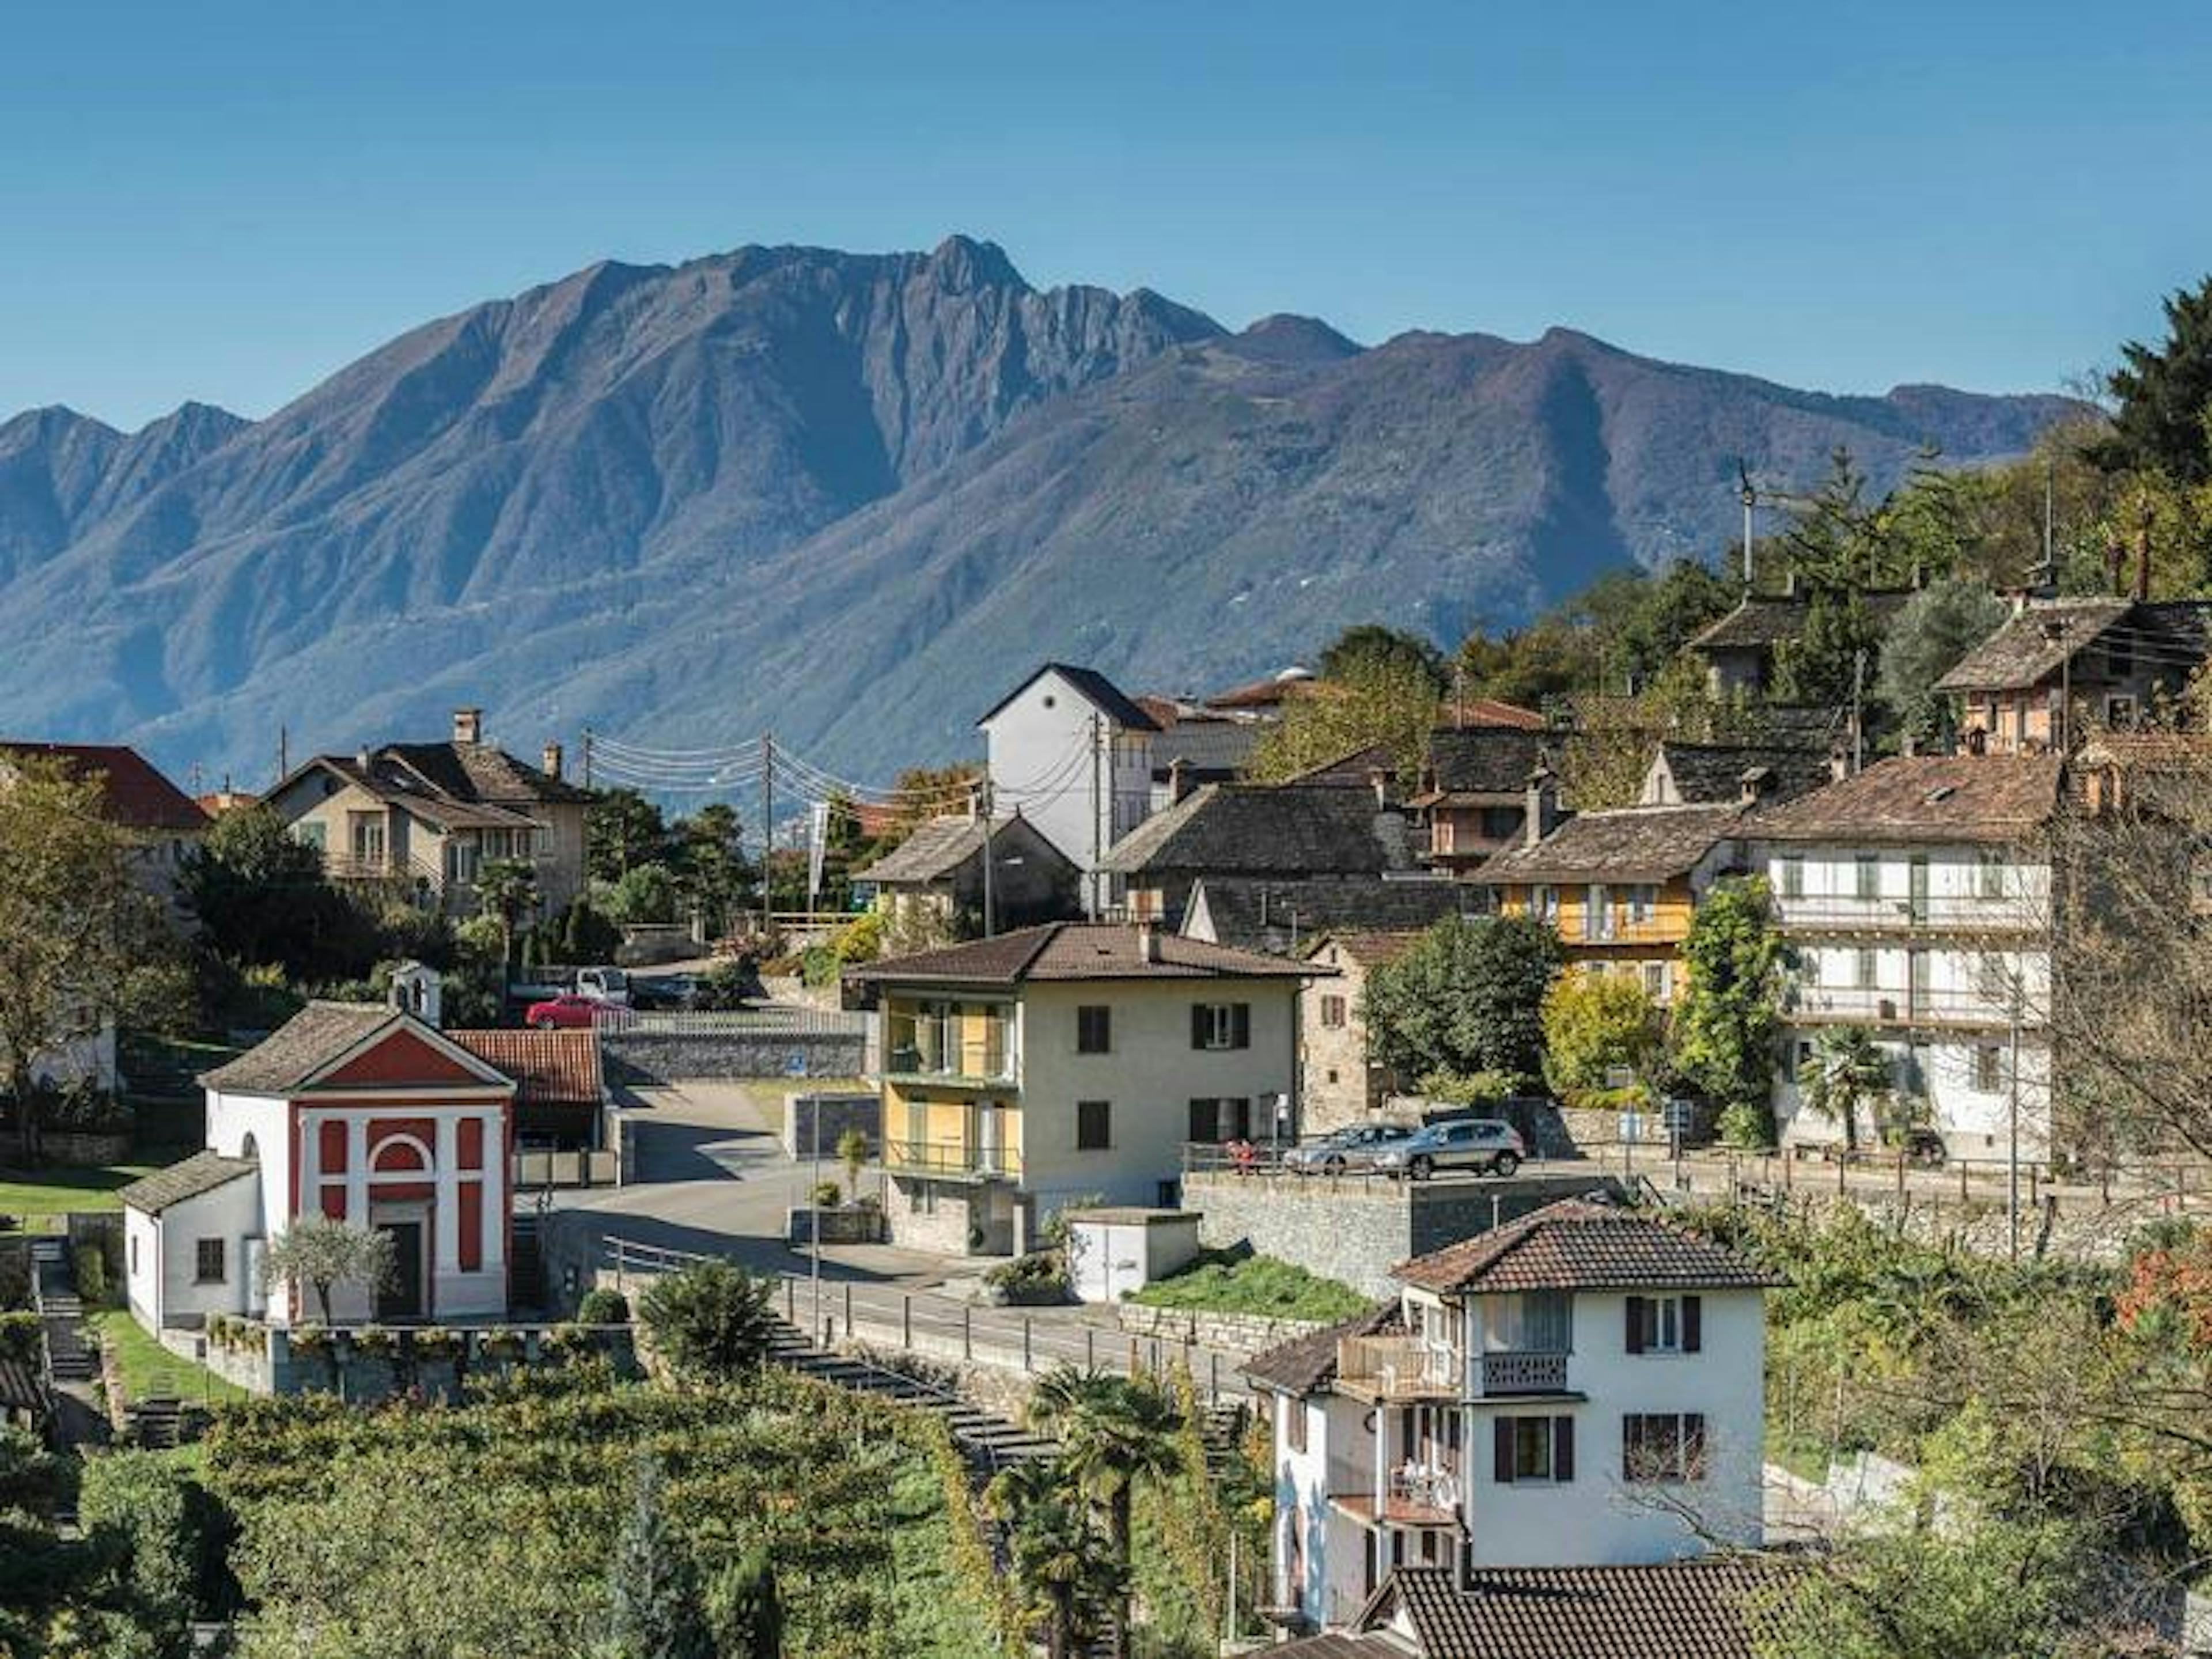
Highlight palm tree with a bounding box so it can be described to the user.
[1797,1024,1893,1153]
[475,855,540,968]
[1026,1369,1187,1659]
[987,1459,1120,1659]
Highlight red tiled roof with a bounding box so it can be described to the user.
[446,1028,603,1106]
[1244,1302,1402,1395]
[0,742,209,832]
[1437,698,1547,731]
[1380,1559,1794,1659]
[1393,1199,1783,1295]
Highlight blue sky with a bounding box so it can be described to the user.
[3,0,2205,429]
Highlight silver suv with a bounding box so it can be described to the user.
[1370,1118,1526,1180]
[1282,1122,1418,1175]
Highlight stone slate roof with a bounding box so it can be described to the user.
[1415,727,1550,801]
[1478,804,1747,885]
[447,1029,601,1106]
[1933,598,2133,691]
[293,755,553,830]
[1648,742,1832,806]
[1317,930,1427,970]
[1151,718,1266,778]
[975,662,1159,732]
[381,740,594,805]
[1100,783,1416,877]
[848,815,1070,886]
[1244,1303,1403,1396]
[847,922,1319,987]
[0,742,209,832]
[1747,754,2064,844]
[1688,588,1915,652]
[118,1150,259,1215]
[200,1002,401,1093]
[1393,1199,1783,1294]
[1188,876,1472,954]
[1378,1559,1791,1659]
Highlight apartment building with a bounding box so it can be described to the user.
[1749,755,2063,1158]
[1251,1199,1779,1633]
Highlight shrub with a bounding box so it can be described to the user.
[637,1260,778,1382]
[577,1287,631,1325]
[809,1180,842,1209]
[0,1309,43,1363]
[410,1326,460,1361]
[1412,1067,1521,1106]
[353,1326,396,1358]
[73,1243,109,1306]
[479,1328,525,1361]
[983,1251,1069,1305]
[1127,1252,1369,1322]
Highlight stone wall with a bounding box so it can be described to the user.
[602,1028,865,1083]
[783,1092,881,1161]
[886,1184,985,1255]
[1115,1301,1330,1361]
[1186,1170,1626,1298]
[1756,1184,2179,1266]
[41,1130,132,1165]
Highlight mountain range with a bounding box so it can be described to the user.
[0,235,2079,790]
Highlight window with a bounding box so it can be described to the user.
[1854,948,1878,990]
[1979,951,2009,1003]
[1625,1294,1701,1355]
[1855,854,1881,901]
[1285,1398,1308,1454]
[1320,994,1348,1029]
[293,820,327,851]
[1778,855,1805,899]
[1979,852,2005,900]
[2107,692,2139,729]
[1799,949,1821,986]
[1077,1005,1112,1054]
[1531,885,1559,925]
[130,1236,139,1275]
[194,1238,226,1284]
[1623,1412,1708,1482]
[1488,1290,1572,1353]
[1641,961,1669,1003]
[1584,884,1611,941]
[1191,1003,1251,1050]
[1077,1100,1112,1151]
[1625,885,1656,926]
[1974,1046,2002,1093]
[1493,1414,1575,1484]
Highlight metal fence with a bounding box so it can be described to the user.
[594,1006,870,1036]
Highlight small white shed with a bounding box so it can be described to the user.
[1064,1208,1203,1304]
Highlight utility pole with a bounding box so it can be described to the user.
[581,729,594,791]
[1087,711,1103,921]
[1850,650,1866,774]
[277,725,288,783]
[760,733,774,923]
[977,777,997,938]
[2008,973,2023,1262]
[1741,475,1756,586]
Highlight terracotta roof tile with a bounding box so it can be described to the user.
[0,742,209,832]
[1244,1303,1402,1395]
[1392,1199,1783,1294]
[1380,1559,1794,1659]
[446,1029,602,1106]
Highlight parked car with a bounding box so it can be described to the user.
[1283,1122,1418,1175]
[524,994,623,1030]
[628,974,696,1012]
[1369,1119,1526,1180]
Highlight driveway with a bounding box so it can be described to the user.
[546,1080,952,1286]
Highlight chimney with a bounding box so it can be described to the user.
[1523,768,1559,847]
[453,707,483,746]
[1367,766,1391,810]
[1136,921,1161,964]
[1166,757,1192,805]
[1828,744,1852,783]
[355,747,373,771]
[1738,765,1774,805]
[541,741,564,782]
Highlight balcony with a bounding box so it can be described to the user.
[1335,1334,1457,1402]
[882,1137,1023,1183]
[885,1015,1016,1085]
[1476,1349,1570,1396]
[1772,897,2042,938]
[1787,985,2024,1033]
[1330,1464,1460,1529]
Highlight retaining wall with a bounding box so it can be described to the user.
[602,1029,865,1082]
[1114,1302,1330,1361]
[1186,1170,1626,1298]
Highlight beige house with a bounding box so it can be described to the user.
[1298,930,1425,1134]
[265,709,592,919]
[852,810,1080,940]
[844,922,1318,1256]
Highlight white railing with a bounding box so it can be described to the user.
[1477,1350,1569,1395]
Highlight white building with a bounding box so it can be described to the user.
[976,664,1158,916]
[120,1002,518,1331]
[1748,755,2063,1160]
[1248,1199,1778,1633]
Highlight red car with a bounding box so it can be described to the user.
[525,994,619,1030]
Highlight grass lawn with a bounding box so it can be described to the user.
[0,1162,158,1226]
[1126,1251,1370,1322]
[87,1308,248,1407]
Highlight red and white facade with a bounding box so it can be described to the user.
[129,1006,517,1330]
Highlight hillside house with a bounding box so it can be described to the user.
[1249,1199,1779,1633]
[1937,597,2212,755]
[1101,778,1419,930]
[1639,741,1833,808]
[1180,873,1472,957]
[1405,726,1552,874]
[1686,585,1917,698]
[447,1027,606,1152]
[265,707,592,919]
[976,664,1157,917]
[0,740,209,901]
[1749,755,2062,1159]
[843,922,1315,1255]
[851,810,1080,937]
[1299,930,1428,1133]
[120,1002,516,1331]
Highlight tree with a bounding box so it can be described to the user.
[259,1217,396,1326]
[672,802,748,932]
[475,857,541,967]
[78,1451,229,1659]
[1316,623,1448,693]
[602,1457,714,1659]
[1771,586,1880,709]
[1671,877,1789,1147]
[1541,971,1664,1103]
[1796,1026,1893,1153]
[1248,652,1442,785]
[589,789,675,882]
[559,896,624,964]
[1024,1370,1184,1659]
[1363,915,1563,1087]
[1877,578,2009,749]
[180,802,367,980]
[606,862,680,926]
[635,1260,777,1384]
[704,1542,783,1659]
[986,1459,1119,1659]
[0,757,179,1160]
[835,1127,869,1200]
[2101,275,2212,484]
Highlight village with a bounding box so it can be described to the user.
[9,460,2212,1658]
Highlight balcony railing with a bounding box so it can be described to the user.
[1335,1334,1456,1400]
[882,1138,1023,1180]
[1772,897,2043,936]
[1786,986,2031,1031]
[1477,1349,1570,1396]
[885,1017,1015,1083]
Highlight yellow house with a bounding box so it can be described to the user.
[1478,804,1750,1003]
[845,922,1317,1256]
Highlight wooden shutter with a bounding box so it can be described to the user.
[1188,1100,1215,1142]
[1552,1415,1574,1482]
[1624,1296,1646,1354]
[1681,1295,1702,1354]
[1231,1002,1251,1048]
[1493,1416,1516,1485]
[1191,1005,1210,1048]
